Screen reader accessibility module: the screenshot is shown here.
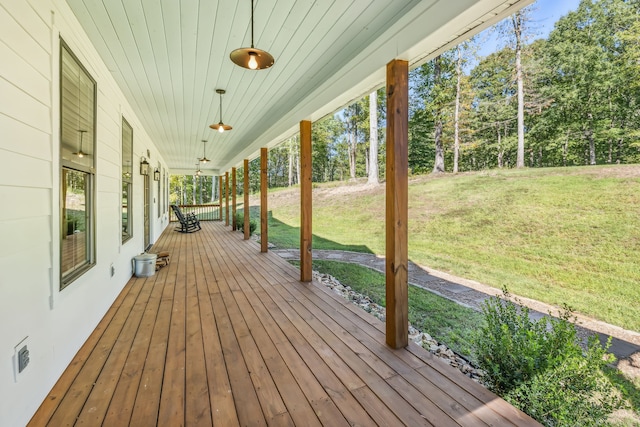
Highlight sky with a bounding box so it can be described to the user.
[476,0,582,58]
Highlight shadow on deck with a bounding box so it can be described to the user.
[29,221,538,426]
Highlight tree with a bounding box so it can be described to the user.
[453,45,465,173]
[368,89,379,184]
[470,48,517,169]
[542,0,639,166]
[342,99,368,180]
[512,10,526,168]
[432,55,445,173]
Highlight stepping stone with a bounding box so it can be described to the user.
[445,283,474,294]
[278,252,295,258]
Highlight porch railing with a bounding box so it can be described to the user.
[169,204,222,222]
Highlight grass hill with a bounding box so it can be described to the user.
[259,164,640,332]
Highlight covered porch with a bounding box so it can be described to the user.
[29,221,537,426]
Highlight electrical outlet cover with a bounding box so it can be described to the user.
[13,336,30,382]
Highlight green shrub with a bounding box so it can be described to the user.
[234,212,257,236]
[505,336,624,427]
[473,288,624,426]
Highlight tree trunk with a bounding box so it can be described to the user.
[563,131,569,166]
[192,175,196,205]
[296,140,301,186]
[587,113,596,165]
[513,12,525,168]
[432,55,445,174]
[288,139,294,187]
[497,126,504,168]
[349,130,357,179]
[182,175,187,204]
[368,90,379,185]
[453,45,462,173]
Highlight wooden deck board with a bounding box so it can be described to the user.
[29,221,539,426]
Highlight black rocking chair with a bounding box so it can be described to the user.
[171,205,201,233]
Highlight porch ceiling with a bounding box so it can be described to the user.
[65,0,531,175]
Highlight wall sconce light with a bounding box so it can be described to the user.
[140,157,150,175]
[153,168,161,181]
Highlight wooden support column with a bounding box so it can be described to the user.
[225,171,229,226]
[232,167,237,230]
[218,175,223,220]
[385,59,409,349]
[244,159,250,240]
[260,147,268,252]
[300,120,312,282]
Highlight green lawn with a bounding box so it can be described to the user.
[261,165,640,332]
[300,259,483,359]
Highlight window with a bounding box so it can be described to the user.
[157,162,161,218]
[60,40,96,289]
[122,118,133,242]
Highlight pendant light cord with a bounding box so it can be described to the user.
[250,0,255,48]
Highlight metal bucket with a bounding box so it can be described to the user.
[132,253,157,277]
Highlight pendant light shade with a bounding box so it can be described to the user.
[73,130,88,158]
[230,0,274,70]
[209,89,232,133]
[199,139,210,163]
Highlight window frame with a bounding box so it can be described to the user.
[157,162,162,219]
[59,39,97,290]
[122,117,133,243]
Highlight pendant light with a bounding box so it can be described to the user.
[209,89,232,133]
[230,0,274,70]
[199,139,210,163]
[195,163,202,177]
[73,129,88,158]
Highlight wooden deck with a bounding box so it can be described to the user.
[30,221,539,426]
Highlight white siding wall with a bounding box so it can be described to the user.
[0,1,169,425]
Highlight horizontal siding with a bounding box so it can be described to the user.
[1,1,51,51]
[0,78,50,133]
[0,186,51,221]
[0,149,52,189]
[97,167,120,193]
[0,40,50,101]
[0,1,170,426]
[0,215,50,258]
[0,114,51,161]
[0,4,50,74]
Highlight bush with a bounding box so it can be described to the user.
[473,288,624,426]
[234,212,257,236]
[505,336,624,426]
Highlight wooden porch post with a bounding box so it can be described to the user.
[218,175,223,220]
[225,171,229,226]
[260,148,268,252]
[244,159,250,240]
[232,167,237,230]
[300,120,312,282]
[385,59,409,349]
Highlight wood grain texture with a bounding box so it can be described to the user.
[385,59,409,349]
[244,159,250,240]
[300,120,312,282]
[231,167,237,230]
[261,147,268,253]
[28,221,540,427]
[225,171,229,226]
[218,175,223,220]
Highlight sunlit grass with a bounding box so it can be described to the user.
[264,165,640,331]
[300,259,482,358]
